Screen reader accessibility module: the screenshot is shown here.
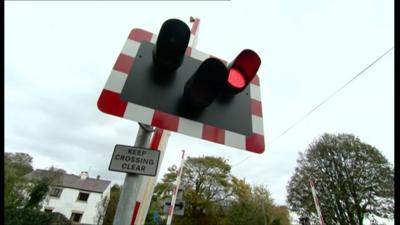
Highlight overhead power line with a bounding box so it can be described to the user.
[232,46,394,168]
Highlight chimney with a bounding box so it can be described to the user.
[80,171,88,180]
[97,175,100,180]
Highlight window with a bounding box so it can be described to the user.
[77,192,89,202]
[49,187,63,198]
[70,212,83,223]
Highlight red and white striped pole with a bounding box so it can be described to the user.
[166,150,186,225]
[130,128,170,225]
[309,179,325,225]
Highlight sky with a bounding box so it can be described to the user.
[5,0,394,223]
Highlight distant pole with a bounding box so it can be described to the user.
[112,124,153,225]
[189,17,200,49]
[166,150,186,225]
[309,179,325,225]
[261,199,267,225]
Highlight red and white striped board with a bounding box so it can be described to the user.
[97,28,265,153]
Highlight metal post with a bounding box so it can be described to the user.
[112,123,153,225]
[134,129,171,225]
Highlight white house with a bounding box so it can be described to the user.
[26,170,112,225]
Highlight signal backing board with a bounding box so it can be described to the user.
[97,28,265,153]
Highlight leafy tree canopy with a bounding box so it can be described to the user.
[147,155,290,225]
[286,133,394,225]
[5,152,67,210]
[5,152,34,208]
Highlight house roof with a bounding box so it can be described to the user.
[25,169,111,193]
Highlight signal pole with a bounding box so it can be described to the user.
[309,179,325,225]
[166,150,186,225]
[112,124,153,225]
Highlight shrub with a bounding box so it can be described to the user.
[5,208,71,225]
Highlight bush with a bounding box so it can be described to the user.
[5,208,71,225]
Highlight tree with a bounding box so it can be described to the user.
[226,177,290,225]
[147,156,291,225]
[5,152,34,208]
[153,165,178,203]
[179,156,234,225]
[5,152,66,211]
[287,133,394,225]
[5,208,71,225]
[5,152,34,176]
[225,179,269,225]
[145,165,178,225]
[25,182,49,209]
[95,195,110,225]
[26,166,66,209]
[147,156,234,225]
[102,184,122,225]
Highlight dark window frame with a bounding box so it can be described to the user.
[70,212,83,223]
[77,192,90,202]
[49,187,63,198]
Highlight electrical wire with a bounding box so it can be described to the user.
[232,46,394,168]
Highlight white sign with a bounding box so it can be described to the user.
[109,145,160,176]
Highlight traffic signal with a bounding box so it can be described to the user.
[99,18,265,153]
[183,57,228,109]
[152,19,190,71]
[224,49,261,95]
[120,18,261,136]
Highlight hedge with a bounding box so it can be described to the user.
[5,208,71,225]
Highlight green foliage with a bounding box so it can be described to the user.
[154,165,178,201]
[226,180,290,225]
[5,208,71,225]
[4,151,68,225]
[5,152,34,176]
[287,133,394,225]
[178,156,233,225]
[25,182,50,209]
[147,156,290,225]
[271,219,282,225]
[5,152,34,208]
[103,184,122,225]
[24,166,66,209]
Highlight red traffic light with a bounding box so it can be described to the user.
[224,49,261,94]
[183,50,261,109]
[227,68,246,89]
